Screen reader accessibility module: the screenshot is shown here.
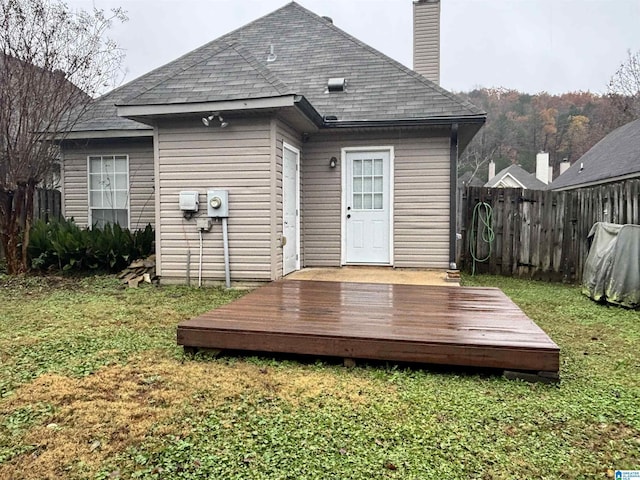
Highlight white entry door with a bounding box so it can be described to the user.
[344,149,391,264]
[283,143,300,275]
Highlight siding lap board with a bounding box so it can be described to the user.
[157,118,273,283]
[303,129,450,269]
[62,138,155,230]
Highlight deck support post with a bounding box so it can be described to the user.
[343,358,356,368]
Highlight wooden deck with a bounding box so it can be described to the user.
[177,280,560,374]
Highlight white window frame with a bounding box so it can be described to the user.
[87,154,131,229]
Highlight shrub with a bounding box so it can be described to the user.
[29,218,155,272]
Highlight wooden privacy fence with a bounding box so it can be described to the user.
[0,188,61,260]
[32,188,62,223]
[459,179,640,283]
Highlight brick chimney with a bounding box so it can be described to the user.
[413,0,440,84]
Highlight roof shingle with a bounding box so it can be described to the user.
[550,117,640,190]
[485,164,547,190]
[73,2,485,133]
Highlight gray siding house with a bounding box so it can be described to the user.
[549,117,640,191]
[60,1,485,284]
[485,164,547,190]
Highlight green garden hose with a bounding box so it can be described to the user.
[469,202,495,276]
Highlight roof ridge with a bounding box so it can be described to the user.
[289,2,485,117]
[230,43,292,96]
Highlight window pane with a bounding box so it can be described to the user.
[89,174,102,189]
[91,210,103,228]
[353,159,362,176]
[353,194,362,210]
[91,209,110,229]
[116,209,128,227]
[89,158,102,173]
[363,177,372,193]
[101,190,114,207]
[353,177,362,194]
[363,194,373,210]
[90,190,103,208]
[374,158,383,175]
[114,191,128,208]
[374,193,383,209]
[114,158,128,173]
[363,159,372,176]
[374,177,383,193]
[114,174,128,190]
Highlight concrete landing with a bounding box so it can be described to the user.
[285,267,457,286]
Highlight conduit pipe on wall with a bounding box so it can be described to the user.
[222,217,231,288]
[186,249,191,286]
[198,230,204,288]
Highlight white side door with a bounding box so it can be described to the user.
[344,149,391,264]
[283,143,300,275]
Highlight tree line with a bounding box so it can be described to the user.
[458,51,640,184]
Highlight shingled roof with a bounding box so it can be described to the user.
[550,118,640,190]
[72,2,484,134]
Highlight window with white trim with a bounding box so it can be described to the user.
[88,155,129,228]
[352,157,384,210]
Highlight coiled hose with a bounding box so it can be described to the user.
[469,202,495,276]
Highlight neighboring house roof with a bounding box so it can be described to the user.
[549,117,640,190]
[458,171,484,187]
[485,164,547,190]
[71,1,485,135]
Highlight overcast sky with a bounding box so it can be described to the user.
[72,0,640,95]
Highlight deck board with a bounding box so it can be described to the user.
[177,281,560,373]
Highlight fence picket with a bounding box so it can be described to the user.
[460,179,640,283]
[0,188,61,261]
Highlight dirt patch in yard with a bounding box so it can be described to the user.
[0,353,392,479]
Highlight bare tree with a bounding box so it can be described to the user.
[458,143,497,185]
[608,49,640,120]
[0,0,126,274]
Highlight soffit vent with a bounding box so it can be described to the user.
[326,77,347,93]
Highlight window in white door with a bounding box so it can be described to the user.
[352,158,384,211]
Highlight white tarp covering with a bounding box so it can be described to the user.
[582,222,640,308]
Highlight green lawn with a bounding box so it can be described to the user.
[0,274,638,479]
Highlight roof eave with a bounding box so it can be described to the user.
[293,95,324,128]
[321,114,487,129]
[552,171,640,191]
[60,128,153,140]
[116,95,300,123]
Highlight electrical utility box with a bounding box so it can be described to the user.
[179,191,199,212]
[207,190,229,218]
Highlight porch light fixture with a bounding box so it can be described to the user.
[202,113,228,128]
[329,156,338,168]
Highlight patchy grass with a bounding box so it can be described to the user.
[0,274,639,479]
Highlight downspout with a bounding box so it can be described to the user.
[449,123,459,269]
